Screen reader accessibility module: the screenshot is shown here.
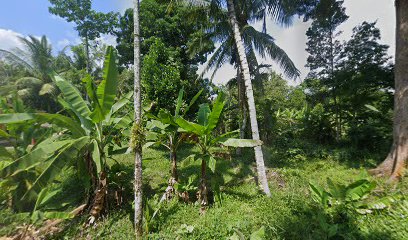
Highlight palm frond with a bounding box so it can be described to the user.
[243,25,300,79]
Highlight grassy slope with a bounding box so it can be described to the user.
[3,144,407,239]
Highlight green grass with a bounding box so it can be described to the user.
[2,143,408,239]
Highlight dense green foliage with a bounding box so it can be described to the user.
[0,0,406,239]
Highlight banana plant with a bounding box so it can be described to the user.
[0,47,132,221]
[174,92,262,209]
[145,88,202,182]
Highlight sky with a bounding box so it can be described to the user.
[0,0,396,85]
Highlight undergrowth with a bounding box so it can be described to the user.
[2,143,407,239]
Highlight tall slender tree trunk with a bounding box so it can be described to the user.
[133,0,143,237]
[237,65,247,155]
[369,0,408,181]
[227,0,271,196]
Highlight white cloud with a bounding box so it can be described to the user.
[115,0,133,13]
[98,34,117,47]
[208,0,396,86]
[57,38,71,49]
[0,29,24,51]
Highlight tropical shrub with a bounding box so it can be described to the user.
[0,47,132,222]
[174,92,262,210]
[309,178,392,238]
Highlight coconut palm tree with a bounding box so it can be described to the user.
[185,0,303,196]
[0,35,59,111]
[189,0,300,156]
[198,0,299,81]
[133,0,143,238]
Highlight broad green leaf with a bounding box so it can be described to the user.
[57,97,92,134]
[221,138,263,148]
[327,178,347,199]
[35,113,85,137]
[91,139,102,174]
[145,131,159,141]
[43,211,75,220]
[208,156,216,173]
[365,104,380,112]
[108,147,131,155]
[111,91,133,115]
[0,139,71,178]
[34,187,49,212]
[54,75,92,122]
[198,103,210,126]
[230,230,245,240]
[0,113,35,123]
[146,120,169,130]
[175,117,205,135]
[83,74,98,104]
[35,188,62,210]
[0,113,84,137]
[111,115,133,130]
[175,88,184,117]
[250,226,266,240]
[158,109,175,125]
[22,136,90,201]
[205,92,225,133]
[345,179,376,201]
[211,130,239,145]
[143,142,156,149]
[309,182,326,205]
[366,196,395,210]
[183,89,203,117]
[90,46,118,123]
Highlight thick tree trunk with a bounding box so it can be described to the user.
[369,0,408,181]
[227,0,271,196]
[133,0,143,238]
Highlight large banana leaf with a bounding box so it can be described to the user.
[210,129,239,145]
[205,92,225,134]
[175,117,205,135]
[0,138,71,178]
[221,138,263,147]
[22,136,90,201]
[0,113,36,123]
[110,91,133,116]
[183,89,203,117]
[175,88,184,117]
[54,76,92,132]
[198,103,210,126]
[0,113,85,137]
[90,46,118,123]
[91,139,102,174]
[345,179,376,201]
